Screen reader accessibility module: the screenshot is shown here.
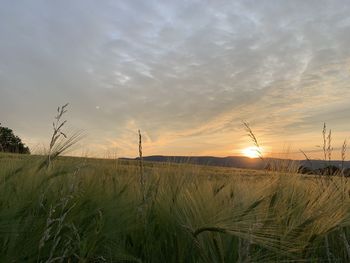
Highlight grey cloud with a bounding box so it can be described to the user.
[1,0,350,156]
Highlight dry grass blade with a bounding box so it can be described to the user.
[242,121,263,161]
[49,131,84,160]
[43,104,83,169]
[138,129,145,203]
[341,139,347,171]
[323,123,327,162]
[299,149,312,169]
[327,129,332,163]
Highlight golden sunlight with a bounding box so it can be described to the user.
[241,146,262,158]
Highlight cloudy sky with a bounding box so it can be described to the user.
[1,0,350,159]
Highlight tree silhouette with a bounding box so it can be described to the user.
[0,123,30,154]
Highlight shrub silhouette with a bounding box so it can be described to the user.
[0,123,30,154]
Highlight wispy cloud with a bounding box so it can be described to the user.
[0,0,350,158]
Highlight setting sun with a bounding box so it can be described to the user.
[242,146,262,158]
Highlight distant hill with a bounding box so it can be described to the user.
[120,155,350,170]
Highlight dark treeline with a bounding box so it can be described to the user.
[0,123,30,154]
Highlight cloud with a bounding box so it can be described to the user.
[0,0,350,158]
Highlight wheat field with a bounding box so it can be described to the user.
[0,153,349,262]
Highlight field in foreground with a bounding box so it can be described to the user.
[1,153,350,262]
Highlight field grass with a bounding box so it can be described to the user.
[1,152,350,262]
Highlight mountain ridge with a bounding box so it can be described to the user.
[120,155,350,170]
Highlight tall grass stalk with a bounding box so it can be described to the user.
[322,123,333,171]
[341,139,347,172]
[47,103,69,167]
[242,121,263,161]
[44,104,82,169]
[138,129,145,203]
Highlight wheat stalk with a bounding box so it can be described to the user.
[323,123,327,162]
[341,139,347,171]
[138,129,145,203]
[327,129,333,164]
[242,121,263,160]
[42,104,82,169]
[47,104,69,167]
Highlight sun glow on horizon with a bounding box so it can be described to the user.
[241,146,262,159]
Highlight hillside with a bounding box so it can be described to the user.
[121,155,350,170]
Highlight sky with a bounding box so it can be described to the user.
[1,0,350,159]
